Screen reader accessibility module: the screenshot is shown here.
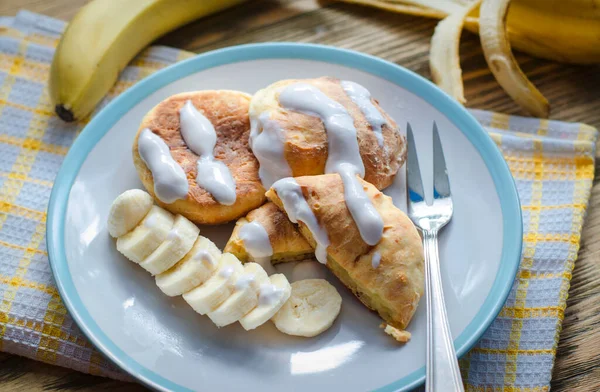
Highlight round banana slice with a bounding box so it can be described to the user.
[155,236,221,297]
[182,253,244,315]
[139,215,200,275]
[240,274,291,331]
[116,205,174,263]
[107,189,153,238]
[208,262,269,327]
[272,279,342,337]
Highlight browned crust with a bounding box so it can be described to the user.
[249,77,407,190]
[224,202,314,263]
[380,323,411,343]
[266,173,424,330]
[132,90,266,224]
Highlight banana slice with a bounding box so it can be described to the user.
[207,263,269,327]
[155,236,221,297]
[139,215,200,275]
[116,206,174,263]
[183,253,244,315]
[272,279,342,337]
[107,189,153,238]
[240,274,291,331]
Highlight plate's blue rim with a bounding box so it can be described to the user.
[47,42,522,392]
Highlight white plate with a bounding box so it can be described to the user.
[47,43,522,392]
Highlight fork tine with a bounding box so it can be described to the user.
[406,123,425,204]
[432,122,451,199]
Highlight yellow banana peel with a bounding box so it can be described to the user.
[479,0,549,117]
[430,1,482,103]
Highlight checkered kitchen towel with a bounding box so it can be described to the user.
[0,10,597,390]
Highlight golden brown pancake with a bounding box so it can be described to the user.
[266,174,424,331]
[224,202,314,263]
[132,91,265,224]
[250,77,406,190]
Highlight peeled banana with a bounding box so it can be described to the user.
[49,0,247,122]
[340,0,600,116]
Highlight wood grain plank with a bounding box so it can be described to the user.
[552,154,600,392]
[0,352,145,391]
[0,0,599,391]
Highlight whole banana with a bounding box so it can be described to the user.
[49,0,246,122]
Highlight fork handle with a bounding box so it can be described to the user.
[423,229,464,392]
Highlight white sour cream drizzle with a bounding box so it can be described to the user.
[278,83,384,246]
[338,164,384,245]
[371,251,381,269]
[258,283,284,306]
[340,81,387,147]
[272,177,330,264]
[249,112,292,188]
[179,100,237,206]
[239,220,273,262]
[138,128,188,203]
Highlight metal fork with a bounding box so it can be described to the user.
[406,122,464,392]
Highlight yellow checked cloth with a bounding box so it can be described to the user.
[0,11,193,380]
[0,10,597,390]
[460,110,596,390]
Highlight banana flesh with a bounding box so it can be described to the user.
[107,189,153,238]
[240,274,292,331]
[116,205,174,263]
[140,215,199,275]
[272,279,342,338]
[155,236,221,297]
[207,263,269,327]
[110,189,338,337]
[183,254,244,315]
[49,0,247,121]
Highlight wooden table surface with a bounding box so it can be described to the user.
[1,0,599,391]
